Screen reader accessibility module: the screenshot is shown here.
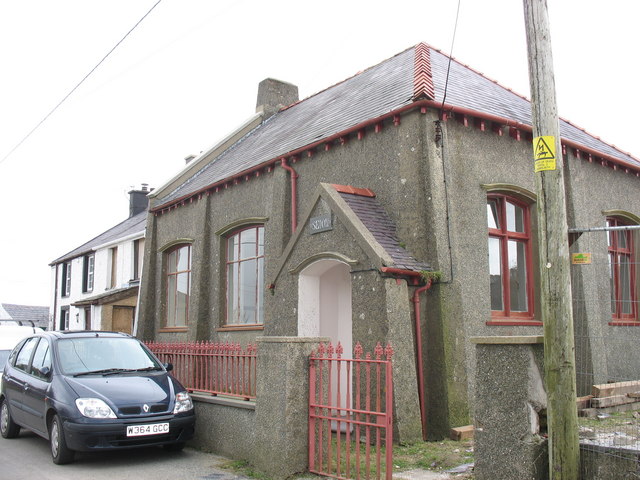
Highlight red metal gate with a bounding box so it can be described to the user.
[308,342,393,480]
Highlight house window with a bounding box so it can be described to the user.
[226,225,264,325]
[608,217,637,322]
[487,194,534,320]
[165,244,191,328]
[133,238,145,281]
[109,247,118,289]
[82,254,94,293]
[61,261,72,297]
[60,306,69,330]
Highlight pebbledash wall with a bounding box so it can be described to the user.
[136,44,640,468]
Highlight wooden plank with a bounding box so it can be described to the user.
[450,425,474,441]
[590,394,640,408]
[576,395,593,409]
[591,380,640,398]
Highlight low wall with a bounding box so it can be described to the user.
[473,336,548,480]
[473,336,640,480]
[188,336,328,478]
[190,394,256,460]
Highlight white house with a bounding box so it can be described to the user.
[49,186,149,334]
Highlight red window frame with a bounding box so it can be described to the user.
[608,217,637,323]
[487,194,536,323]
[225,225,264,326]
[164,244,191,329]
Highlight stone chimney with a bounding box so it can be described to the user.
[256,78,299,119]
[128,184,150,217]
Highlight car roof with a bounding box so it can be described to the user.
[38,331,134,340]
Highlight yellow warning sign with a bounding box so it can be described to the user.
[533,136,556,172]
[572,253,592,265]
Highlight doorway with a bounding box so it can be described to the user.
[298,259,352,412]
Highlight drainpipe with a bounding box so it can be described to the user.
[412,279,433,441]
[280,158,298,232]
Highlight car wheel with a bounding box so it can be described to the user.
[50,414,74,464]
[0,398,20,439]
[163,442,185,452]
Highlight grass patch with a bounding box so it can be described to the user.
[393,439,474,473]
[219,459,270,479]
[219,439,474,479]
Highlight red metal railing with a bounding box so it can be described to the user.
[145,341,257,400]
[309,342,394,480]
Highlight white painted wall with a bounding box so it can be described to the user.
[49,234,143,331]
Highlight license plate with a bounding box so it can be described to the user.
[126,423,170,437]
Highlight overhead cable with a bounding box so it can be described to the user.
[0,0,163,166]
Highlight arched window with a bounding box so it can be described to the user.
[226,225,264,325]
[607,217,637,322]
[487,194,534,321]
[165,244,191,328]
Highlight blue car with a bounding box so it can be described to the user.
[0,331,195,464]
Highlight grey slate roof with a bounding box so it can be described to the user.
[156,43,639,208]
[51,211,146,265]
[337,190,431,273]
[1,303,49,329]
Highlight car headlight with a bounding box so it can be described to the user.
[173,391,193,414]
[75,398,116,419]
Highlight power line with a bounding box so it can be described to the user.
[0,0,163,166]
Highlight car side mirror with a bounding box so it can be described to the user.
[40,366,51,378]
[164,362,173,372]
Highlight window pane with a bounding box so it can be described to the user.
[167,275,176,326]
[88,256,94,290]
[488,237,503,311]
[258,226,264,256]
[31,339,51,378]
[228,234,239,262]
[240,259,258,323]
[168,250,177,271]
[15,338,38,372]
[609,253,616,315]
[619,254,632,314]
[257,257,264,323]
[240,228,257,260]
[618,230,628,250]
[487,200,499,229]
[227,262,239,322]
[509,240,528,312]
[176,246,189,272]
[175,272,189,326]
[506,201,525,233]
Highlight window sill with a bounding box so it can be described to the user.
[216,324,264,332]
[608,321,640,326]
[487,320,543,326]
[159,327,188,333]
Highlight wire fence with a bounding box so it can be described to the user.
[570,226,640,477]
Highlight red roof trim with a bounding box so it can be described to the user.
[413,43,435,101]
[331,184,376,198]
[151,97,640,213]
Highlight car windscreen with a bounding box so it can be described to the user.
[56,337,162,375]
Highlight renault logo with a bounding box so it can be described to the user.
[143,404,150,413]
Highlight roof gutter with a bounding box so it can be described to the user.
[151,99,640,213]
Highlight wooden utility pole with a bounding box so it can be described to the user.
[522,1,580,478]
